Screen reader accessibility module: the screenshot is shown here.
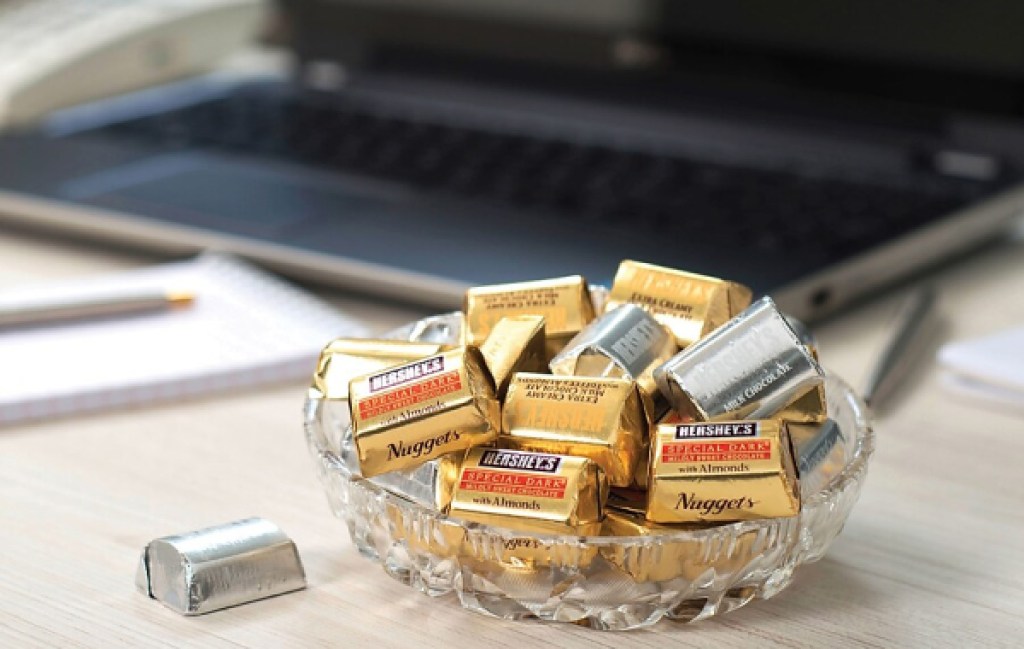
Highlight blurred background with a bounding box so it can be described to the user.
[1,0,1024,321]
[2,7,1024,642]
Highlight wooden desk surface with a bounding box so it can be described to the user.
[1,229,1022,648]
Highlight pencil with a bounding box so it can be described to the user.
[0,290,195,329]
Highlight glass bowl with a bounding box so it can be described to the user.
[303,311,874,631]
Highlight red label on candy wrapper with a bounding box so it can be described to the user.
[357,371,462,419]
[662,440,772,463]
[459,469,568,499]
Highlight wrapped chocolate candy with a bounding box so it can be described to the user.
[549,303,675,413]
[646,420,800,523]
[308,339,450,453]
[606,260,752,347]
[332,417,463,510]
[777,382,828,424]
[463,275,595,359]
[313,338,449,401]
[447,447,608,535]
[654,296,824,421]
[349,347,499,477]
[774,315,828,423]
[136,518,306,615]
[601,509,708,536]
[478,315,547,399]
[789,418,845,494]
[501,373,646,487]
[599,510,769,583]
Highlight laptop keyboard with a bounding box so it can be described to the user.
[94,88,1001,260]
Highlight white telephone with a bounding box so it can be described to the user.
[0,0,265,129]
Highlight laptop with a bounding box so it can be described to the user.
[1,0,1022,322]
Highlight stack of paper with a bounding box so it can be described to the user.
[0,253,366,425]
[938,326,1024,413]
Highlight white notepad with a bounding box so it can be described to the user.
[938,325,1024,414]
[0,253,367,425]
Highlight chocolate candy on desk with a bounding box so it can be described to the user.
[646,420,800,523]
[654,296,824,421]
[136,518,306,615]
[349,347,499,477]
[501,373,646,487]
[606,260,752,347]
[478,315,547,399]
[549,303,676,414]
[463,275,596,359]
[447,448,608,535]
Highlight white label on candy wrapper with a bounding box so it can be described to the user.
[368,356,445,392]
[674,422,758,439]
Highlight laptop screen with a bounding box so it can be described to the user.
[282,0,1024,117]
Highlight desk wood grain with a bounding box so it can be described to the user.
[1,229,1022,648]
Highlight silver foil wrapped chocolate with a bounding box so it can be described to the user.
[791,418,846,493]
[136,518,306,615]
[654,297,824,421]
[549,303,676,398]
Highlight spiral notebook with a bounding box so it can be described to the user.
[0,253,367,425]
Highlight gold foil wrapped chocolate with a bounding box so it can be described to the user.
[647,420,800,523]
[599,510,766,583]
[777,384,828,423]
[501,373,646,487]
[463,275,595,359]
[434,452,463,512]
[630,446,650,489]
[447,448,607,535]
[312,338,448,401]
[308,339,449,455]
[478,315,547,398]
[654,296,824,422]
[349,347,499,477]
[606,260,752,347]
[601,509,706,537]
